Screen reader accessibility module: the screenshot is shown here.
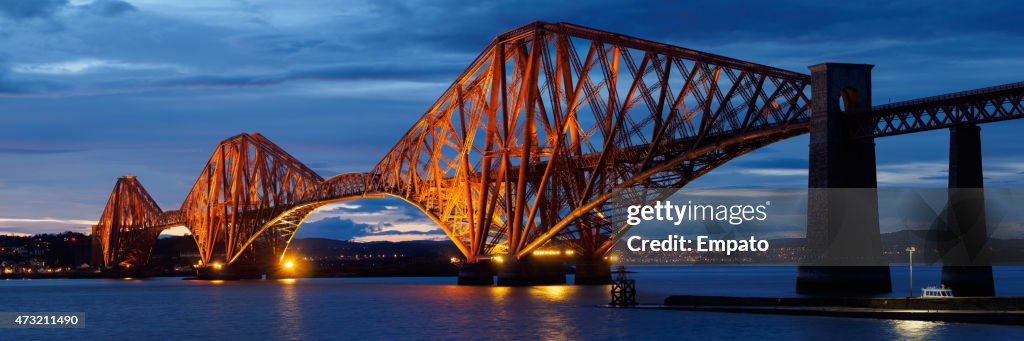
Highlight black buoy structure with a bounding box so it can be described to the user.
[610,265,637,306]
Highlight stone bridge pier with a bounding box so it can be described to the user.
[796,63,892,295]
[943,124,995,296]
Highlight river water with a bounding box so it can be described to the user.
[1,266,1021,340]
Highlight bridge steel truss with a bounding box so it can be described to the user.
[367,21,812,263]
[92,21,1024,270]
[91,176,164,267]
[859,81,1024,137]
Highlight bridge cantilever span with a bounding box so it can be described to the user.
[368,21,812,267]
[90,21,1024,289]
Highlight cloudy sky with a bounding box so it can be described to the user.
[1,0,1023,240]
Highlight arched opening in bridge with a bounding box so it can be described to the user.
[281,197,460,273]
[292,197,449,242]
[839,87,859,114]
[117,225,200,271]
[148,226,200,269]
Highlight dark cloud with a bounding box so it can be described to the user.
[85,0,137,17]
[0,0,137,20]
[0,147,84,154]
[295,217,372,241]
[336,1,1024,60]
[267,39,329,55]
[314,198,428,222]
[0,71,69,94]
[729,156,808,170]
[0,0,68,20]
[294,216,442,241]
[152,63,458,89]
[339,199,399,213]
[364,223,442,235]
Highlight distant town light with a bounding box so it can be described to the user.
[283,260,295,270]
[211,262,223,270]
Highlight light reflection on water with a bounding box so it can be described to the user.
[278,278,304,340]
[889,320,940,341]
[0,266,1020,339]
[535,285,572,302]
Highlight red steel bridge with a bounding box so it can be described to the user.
[92,22,1024,288]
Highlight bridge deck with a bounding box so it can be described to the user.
[866,81,1024,137]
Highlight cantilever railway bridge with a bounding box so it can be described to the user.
[92,22,1024,280]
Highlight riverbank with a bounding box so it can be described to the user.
[0,271,164,280]
[648,295,1024,325]
[2,270,458,280]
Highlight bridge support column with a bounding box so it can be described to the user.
[797,63,892,295]
[942,124,995,296]
[457,260,495,286]
[573,257,612,285]
[496,257,567,286]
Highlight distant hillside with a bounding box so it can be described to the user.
[878,229,1024,263]
[761,230,1024,264]
[288,238,460,258]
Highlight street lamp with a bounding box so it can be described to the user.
[906,246,917,298]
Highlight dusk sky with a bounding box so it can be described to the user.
[2,0,1024,241]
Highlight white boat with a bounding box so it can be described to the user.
[920,285,955,298]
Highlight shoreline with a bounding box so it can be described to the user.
[1,272,459,280]
[649,295,1024,325]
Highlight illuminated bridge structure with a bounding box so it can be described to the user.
[91,22,1024,292]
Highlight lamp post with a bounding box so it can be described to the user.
[906,246,917,298]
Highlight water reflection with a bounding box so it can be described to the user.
[531,285,581,339]
[534,285,573,302]
[889,320,940,340]
[277,278,304,339]
[490,286,511,302]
